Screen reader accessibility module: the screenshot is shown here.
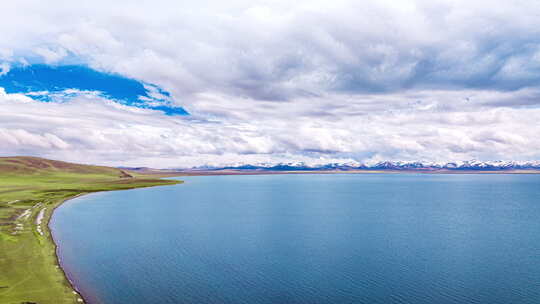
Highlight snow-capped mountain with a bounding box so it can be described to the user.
[183,160,540,171]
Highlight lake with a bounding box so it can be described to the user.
[50,174,540,304]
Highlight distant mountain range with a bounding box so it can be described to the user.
[126,160,540,173]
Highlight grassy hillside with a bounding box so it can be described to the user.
[0,156,181,304]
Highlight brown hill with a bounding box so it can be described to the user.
[0,156,132,178]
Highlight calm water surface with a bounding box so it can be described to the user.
[50,174,540,304]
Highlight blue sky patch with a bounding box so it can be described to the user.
[0,64,188,115]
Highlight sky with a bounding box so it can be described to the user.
[1,0,540,168]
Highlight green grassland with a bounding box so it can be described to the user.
[0,156,181,304]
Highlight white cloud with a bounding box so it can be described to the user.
[3,0,540,99]
[0,62,9,76]
[33,47,68,64]
[2,88,540,167]
[1,0,540,166]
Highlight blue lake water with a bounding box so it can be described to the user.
[50,174,540,304]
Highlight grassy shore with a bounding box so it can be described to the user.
[0,157,181,304]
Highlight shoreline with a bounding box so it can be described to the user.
[45,184,182,304]
[0,156,183,304]
[40,170,540,304]
[47,193,88,304]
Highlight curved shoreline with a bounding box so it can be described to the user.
[0,156,183,303]
[45,181,183,304]
[47,193,89,304]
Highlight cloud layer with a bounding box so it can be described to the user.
[1,0,540,167]
[3,87,540,167]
